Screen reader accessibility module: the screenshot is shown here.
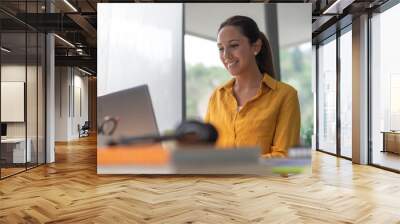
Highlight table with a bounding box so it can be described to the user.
[1,138,32,164]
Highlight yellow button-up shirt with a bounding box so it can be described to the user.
[205,74,300,158]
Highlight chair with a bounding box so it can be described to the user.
[78,121,90,138]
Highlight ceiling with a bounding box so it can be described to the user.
[185,3,311,48]
[185,4,266,42]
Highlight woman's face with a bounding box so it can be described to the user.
[217,25,259,76]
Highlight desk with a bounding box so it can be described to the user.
[381,131,400,154]
[1,138,31,164]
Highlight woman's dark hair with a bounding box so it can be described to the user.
[218,15,276,78]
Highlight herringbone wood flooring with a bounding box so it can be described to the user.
[1,135,400,223]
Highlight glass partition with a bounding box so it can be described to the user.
[0,1,46,179]
[1,31,27,177]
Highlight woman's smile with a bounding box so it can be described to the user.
[226,60,239,69]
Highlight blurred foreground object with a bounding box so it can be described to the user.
[97,144,311,175]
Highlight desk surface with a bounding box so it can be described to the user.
[1,138,26,143]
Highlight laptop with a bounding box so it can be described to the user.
[97,85,159,147]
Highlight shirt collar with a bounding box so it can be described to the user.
[261,73,277,90]
[219,73,277,91]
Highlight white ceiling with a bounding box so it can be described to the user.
[185,3,311,48]
[277,3,311,47]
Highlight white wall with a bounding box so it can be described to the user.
[98,3,183,133]
[72,73,89,138]
[55,67,68,141]
[55,67,89,141]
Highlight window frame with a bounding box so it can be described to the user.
[315,23,353,161]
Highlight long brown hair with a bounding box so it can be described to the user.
[218,15,276,78]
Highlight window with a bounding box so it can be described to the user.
[185,35,230,120]
[317,36,337,154]
[280,43,313,146]
[339,29,352,158]
[371,3,400,171]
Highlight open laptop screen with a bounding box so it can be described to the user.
[97,85,159,147]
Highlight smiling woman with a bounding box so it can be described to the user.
[205,15,301,158]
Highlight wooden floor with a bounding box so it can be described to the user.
[1,167,26,178]
[1,136,400,223]
[1,163,44,178]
